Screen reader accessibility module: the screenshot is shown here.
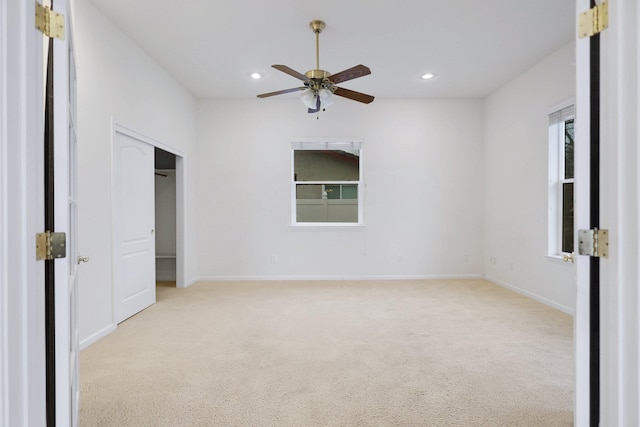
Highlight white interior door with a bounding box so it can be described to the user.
[593,1,640,425]
[113,131,156,323]
[65,15,80,425]
[573,1,640,424]
[50,0,79,425]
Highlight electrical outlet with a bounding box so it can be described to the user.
[271,254,277,264]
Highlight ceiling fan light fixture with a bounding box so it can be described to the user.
[301,89,317,109]
[421,73,436,80]
[250,72,263,80]
[318,88,334,108]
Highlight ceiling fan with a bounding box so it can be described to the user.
[257,20,375,113]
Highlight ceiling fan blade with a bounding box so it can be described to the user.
[308,96,321,114]
[329,65,371,84]
[333,87,375,104]
[257,87,306,98]
[272,65,310,82]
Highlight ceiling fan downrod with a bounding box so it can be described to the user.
[308,20,328,79]
[310,20,325,70]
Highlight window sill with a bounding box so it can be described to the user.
[290,223,364,229]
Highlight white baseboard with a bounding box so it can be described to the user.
[185,277,200,287]
[484,275,574,315]
[195,274,484,282]
[80,323,117,350]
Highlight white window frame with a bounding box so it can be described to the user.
[548,100,575,257]
[291,138,364,226]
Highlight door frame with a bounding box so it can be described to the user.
[110,121,186,316]
[596,0,640,425]
[573,11,590,418]
[0,0,8,421]
[1,1,47,425]
[43,0,75,424]
[575,0,640,425]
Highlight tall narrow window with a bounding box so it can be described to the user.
[292,140,363,225]
[548,104,575,256]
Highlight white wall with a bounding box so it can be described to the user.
[73,0,198,346]
[483,42,576,313]
[197,99,484,279]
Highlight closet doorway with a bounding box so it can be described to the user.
[111,124,186,324]
[155,148,177,287]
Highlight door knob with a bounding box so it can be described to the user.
[77,254,89,264]
[562,253,575,263]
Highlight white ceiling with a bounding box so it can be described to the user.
[87,0,575,100]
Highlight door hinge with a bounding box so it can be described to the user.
[578,228,609,258]
[35,3,65,40]
[578,1,608,38]
[36,231,67,261]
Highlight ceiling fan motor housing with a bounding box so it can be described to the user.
[305,69,331,79]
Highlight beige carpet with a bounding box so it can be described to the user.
[79,279,573,426]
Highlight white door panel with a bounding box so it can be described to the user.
[113,132,156,323]
[67,20,80,427]
[52,0,79,424]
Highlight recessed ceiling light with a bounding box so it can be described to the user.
[421,73,436,80]
[250,72,263,80]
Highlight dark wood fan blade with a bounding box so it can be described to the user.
[329,65,371,84]
[333,87,375,104]
[272,65,310,82]
[257,87,306,98]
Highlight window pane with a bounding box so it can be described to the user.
[296,184,358,223]
[564,118,574,179]
[342,185,358,199]
[296,200,358,223]
[562,182,574,253]
[294,150,359,181]
[296,184,322,200]
[325,185,340,199]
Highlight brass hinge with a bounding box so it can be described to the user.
[578,1,608,38]
[35,3,65,40]
[578,228,609,258]
[36,231,67,261]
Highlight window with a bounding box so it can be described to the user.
[292,140,363,225]
[548,104,575,256]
